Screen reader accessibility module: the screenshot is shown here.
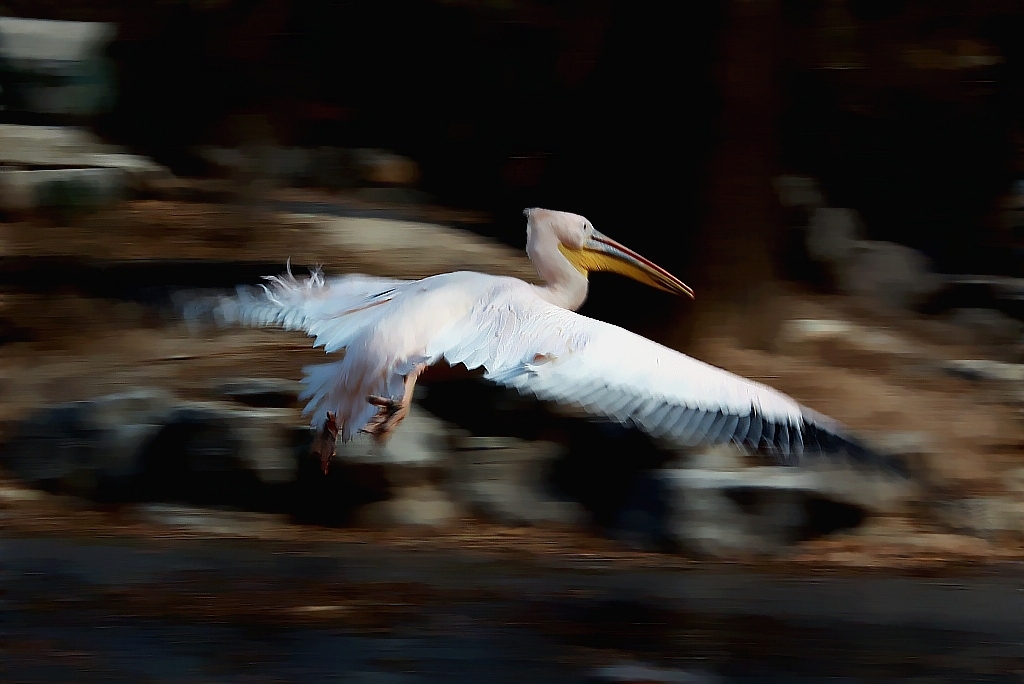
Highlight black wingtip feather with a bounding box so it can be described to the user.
[799,419,911,478]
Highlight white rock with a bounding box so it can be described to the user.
[0,17,115,63]
[0,167,126,211]
[356,485,460,527]
[0,126,171,183]
[807,207,864,263]
[447,436,587,525]
[136,503,287,536]
[165,401,301,484]
[659,461,911,556]
[779,317,918,357]
[0,388,176,489]
[339,408,451,466]
[836,240,941,309]
[0,484,45,503]
[935,496,1024,537]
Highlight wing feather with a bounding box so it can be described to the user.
[761,420,776,449]
[648,402,681,436]
[424,286,891,467]
[211,264,409,344]
[213,267,900,470]
[691,411,721,446]
[717,414,740,444]
[744,414,763,449]
[776,423,791,459]
[732,413,750,446]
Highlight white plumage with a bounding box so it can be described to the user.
[208,208,889,469]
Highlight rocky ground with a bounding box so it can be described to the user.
[3,192,1024,682]
[0,191,1023,575]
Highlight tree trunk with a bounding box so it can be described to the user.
[673,0,781,350]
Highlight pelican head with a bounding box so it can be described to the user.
[523,207,695,298]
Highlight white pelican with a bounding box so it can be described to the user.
[207,208,899,475]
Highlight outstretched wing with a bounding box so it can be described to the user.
[205,266,895,470]
[428,286,893,469]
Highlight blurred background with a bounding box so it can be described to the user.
[2,1,1024,682]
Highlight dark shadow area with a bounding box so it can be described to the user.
[135,420,272,510]
[0,0,723,333]
[421,375,678,527]
[803,494,869,538]
[6,537,1024,682]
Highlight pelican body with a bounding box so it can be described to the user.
[212,208,896,474]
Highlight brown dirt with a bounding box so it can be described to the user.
[0,195,536,281]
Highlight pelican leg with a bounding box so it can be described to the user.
[312,411,338,475]
[362,363,427,444]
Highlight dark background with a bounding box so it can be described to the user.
[3,0,1022,306]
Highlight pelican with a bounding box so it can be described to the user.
[207,208,900,475]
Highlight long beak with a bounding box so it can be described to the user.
[565,230,695,298]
